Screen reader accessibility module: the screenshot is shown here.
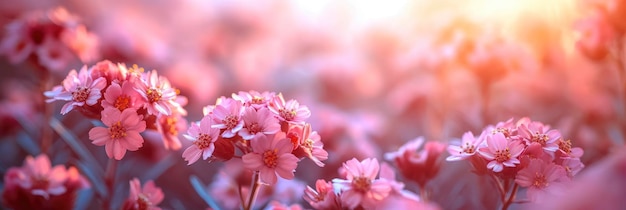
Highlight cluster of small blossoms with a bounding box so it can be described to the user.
[122,178,164,210]
[182,91,328,185]
[45,60,188,160]
[446,118,585,202]
[0,7,99,71]
[304,158,428,209]
[2,154,90,210]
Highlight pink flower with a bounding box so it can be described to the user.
[242,134,299,185]
[90,60,125,83]
[211,98,244,138]
[266,201,304,210]
[102,81,142,111]
[269,93,311,124]
[156,110,187,151]
[122,178,164,210]
[61,25,100,63]
[385,137,445,188]
[182,115,220,165]
[304,179,340,209]
[477,132,524,172]
[239,107,280,140]
[45,66,107,115]
[290,124,328,167]
[556,138,584,159]
[446,131,485,161]
[135,69,178,116]
[518,121,561,153]
[561,158,585,178]
[232,90,276,109]
[515,159,569,202]
[35,35,74,71]
[2,154,89,210]
[0,7,98,71]
[332,158,392,209]
[88,108,146,160]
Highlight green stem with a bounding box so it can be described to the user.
[501,183,519,210]
[244,171,261,210]
[103,158,118,210]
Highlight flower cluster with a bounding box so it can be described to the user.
[575,0,626,60]
[385,137,446,189]
[0,7,99,71]
[2,154,90,210]
[304,158,428,209]
[45,60,188,159]
[122,178,164,210]
[182,91,328,186]
[446,118,585,202]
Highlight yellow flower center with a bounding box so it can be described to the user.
[263,149,278,168]
[146,88,162,103]
[193,134,212,150]
[532,172,548,188]
[109,121,127,139]
[279,108,297,121]
[352,177,372,193]
[494,148,511,162]
[114,95,131,111]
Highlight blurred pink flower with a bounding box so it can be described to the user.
[90,60,125,84]
[385,137,446,188]
[88,108,147,160]
[122,178,164,210]
[477,132,524,172]
[102,81,142,111]
[446,131,484,161]
[44,66,107,115]
[135,70,178,116]
[242,134,299,185]
[156,110,187,151]
[269,93,311,124]
[182,115,220,165]
[515,159,569,202]
[0,7,99,71]
[239,107,280,140]
[303,179,340,209]
[266,201,303,210]
[332,158,391,209]
[2,154,89,210]
[211,98,244,138]
[35,35,74,71]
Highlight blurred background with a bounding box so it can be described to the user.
[0,0,624,209]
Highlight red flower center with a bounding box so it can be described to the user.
[136,194,151,210]
[72,87,90,102]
